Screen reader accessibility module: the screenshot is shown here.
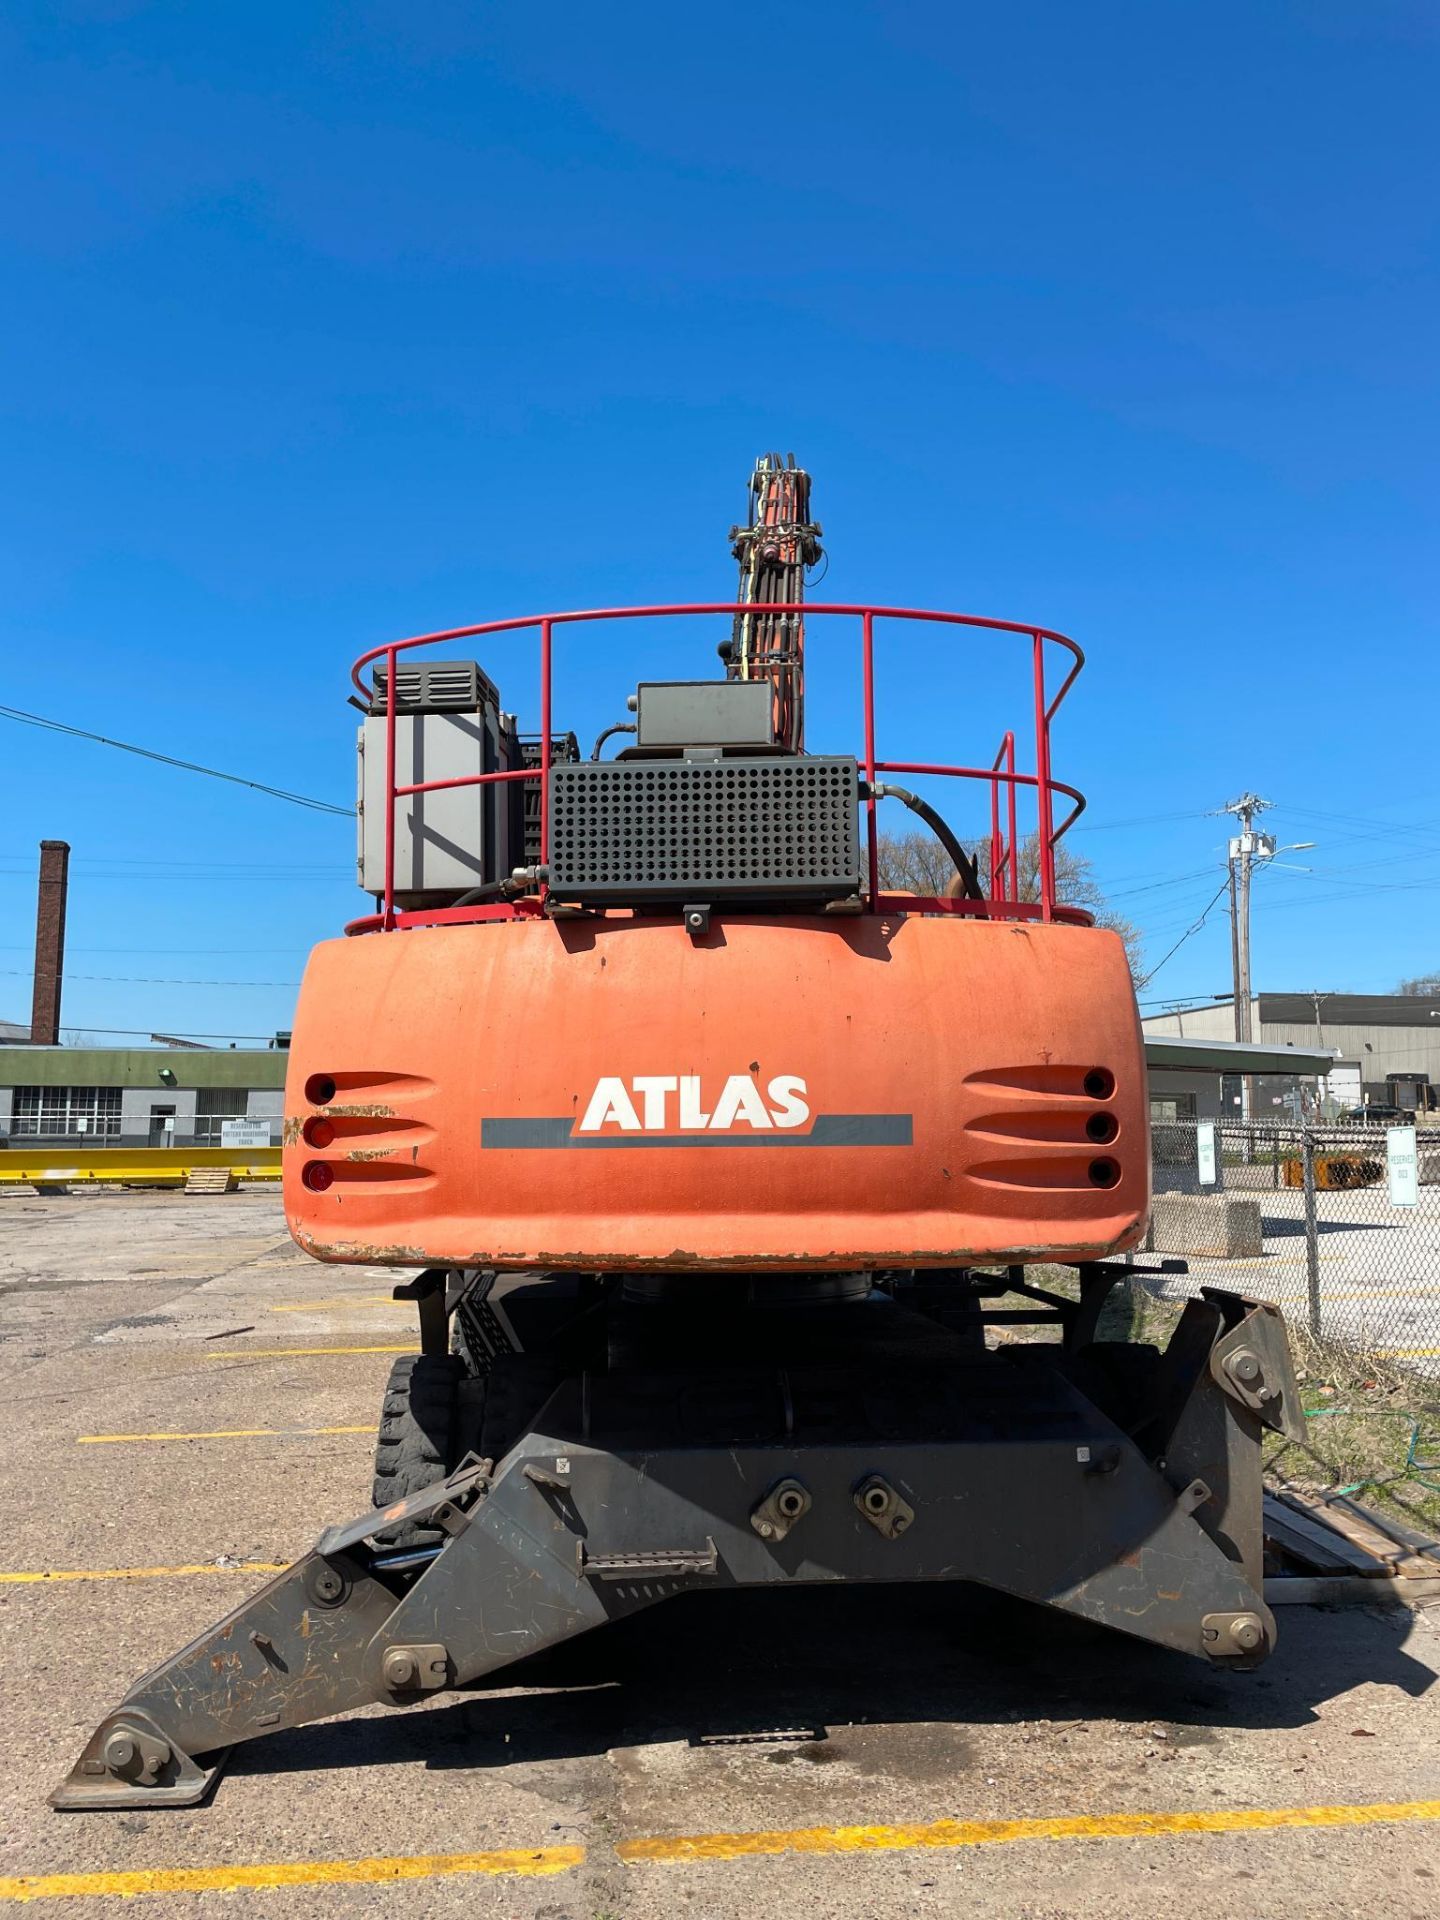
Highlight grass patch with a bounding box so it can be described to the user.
[1265,1328,1440,1539]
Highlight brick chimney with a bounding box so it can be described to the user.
[30,839,70,1046]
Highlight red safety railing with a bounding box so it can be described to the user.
[346,605,1088,934]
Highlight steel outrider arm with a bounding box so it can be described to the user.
[54,1278,1303,1809]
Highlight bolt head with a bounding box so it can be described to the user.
[1229,1350,1261,1384]
[383,1650,417,1689]
[312,1565,343,1601]
[103,1732,136,1772]
[755,1520,774,1539]
[1230,1615,1263,1652]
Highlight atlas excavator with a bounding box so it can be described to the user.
[55,456,1303,1808]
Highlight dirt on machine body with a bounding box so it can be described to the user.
[55,457,1303,1812]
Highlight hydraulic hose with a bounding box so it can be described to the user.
[866,782,985,901]
[591,722,637,760]
[452,879,519,908]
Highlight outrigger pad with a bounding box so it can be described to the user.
[51,1710,229,1811]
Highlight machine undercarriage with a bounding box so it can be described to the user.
[55,1264,1302,1809]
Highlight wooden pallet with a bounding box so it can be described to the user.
[1263,1485,1440,1605]
[183,1166,236,1196]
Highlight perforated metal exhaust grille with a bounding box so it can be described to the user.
[548,756,861,903]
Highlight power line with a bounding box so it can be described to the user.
[0,705,353,817]
[1136,991,1231,1007]
[0,860,353,875]
[49,1025,285,1043]
[1072,808,1209,834]
[1106,865,1217,900]
[1135,878,1231,991]
[0,945,307,955]
[1,969,298,989]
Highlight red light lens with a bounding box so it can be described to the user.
[303,1161,334,1192]
[303,1117,336,1149]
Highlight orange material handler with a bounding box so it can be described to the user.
[56,457,1303,1812]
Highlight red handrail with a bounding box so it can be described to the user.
[352,604,1087,928]
[989,732,1017,905]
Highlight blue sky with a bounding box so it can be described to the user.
[3,1,1437,1042]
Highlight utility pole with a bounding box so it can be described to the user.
[1221,794,1273,1130]
[1223,794,1272,1049]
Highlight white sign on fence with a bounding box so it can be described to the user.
[1387,1125,1419,1208]
[1196,1122,1218,1187]
[220,1120,273,1149]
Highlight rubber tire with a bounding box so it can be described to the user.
[371,1353,464,1547]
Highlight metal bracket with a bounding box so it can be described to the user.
[1210,1301,1307,1441]
[523,1462,570,1493]
[318,1460,493,1560]
[1176,1477,1212,1516]
[392,1267,449,1358]
[853,1473,915,1540]
[750,1477,811,1543]
[683,903,711,940]
[577,1538,719,1581]
[51,1709,229,1812]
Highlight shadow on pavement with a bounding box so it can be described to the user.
[232,1578,1437,1787]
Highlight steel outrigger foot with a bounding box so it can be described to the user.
[54,1291,1306,1810]
[54,1712,229,1811]
[51,1456,647,1812]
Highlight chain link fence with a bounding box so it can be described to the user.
[1135,1119,1440,1368]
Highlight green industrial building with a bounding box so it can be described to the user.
[0,1044,288,1149]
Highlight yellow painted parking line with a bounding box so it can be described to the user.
[6,1799,1436,1899]
[0,1846,584,1901]
[0,1561,286,1586]
[205,1343,418,1359]
[2,1797,1436,1904]
[77,1425,378,1445]
[615,1797,1440,1865]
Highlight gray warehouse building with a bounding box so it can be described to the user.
[1142,992,1440,1120]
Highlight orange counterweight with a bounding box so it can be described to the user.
[284,910,1147,1271]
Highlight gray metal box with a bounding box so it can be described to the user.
[635,680,776,749]
[547,756,860,905]
[358,661,513,900]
